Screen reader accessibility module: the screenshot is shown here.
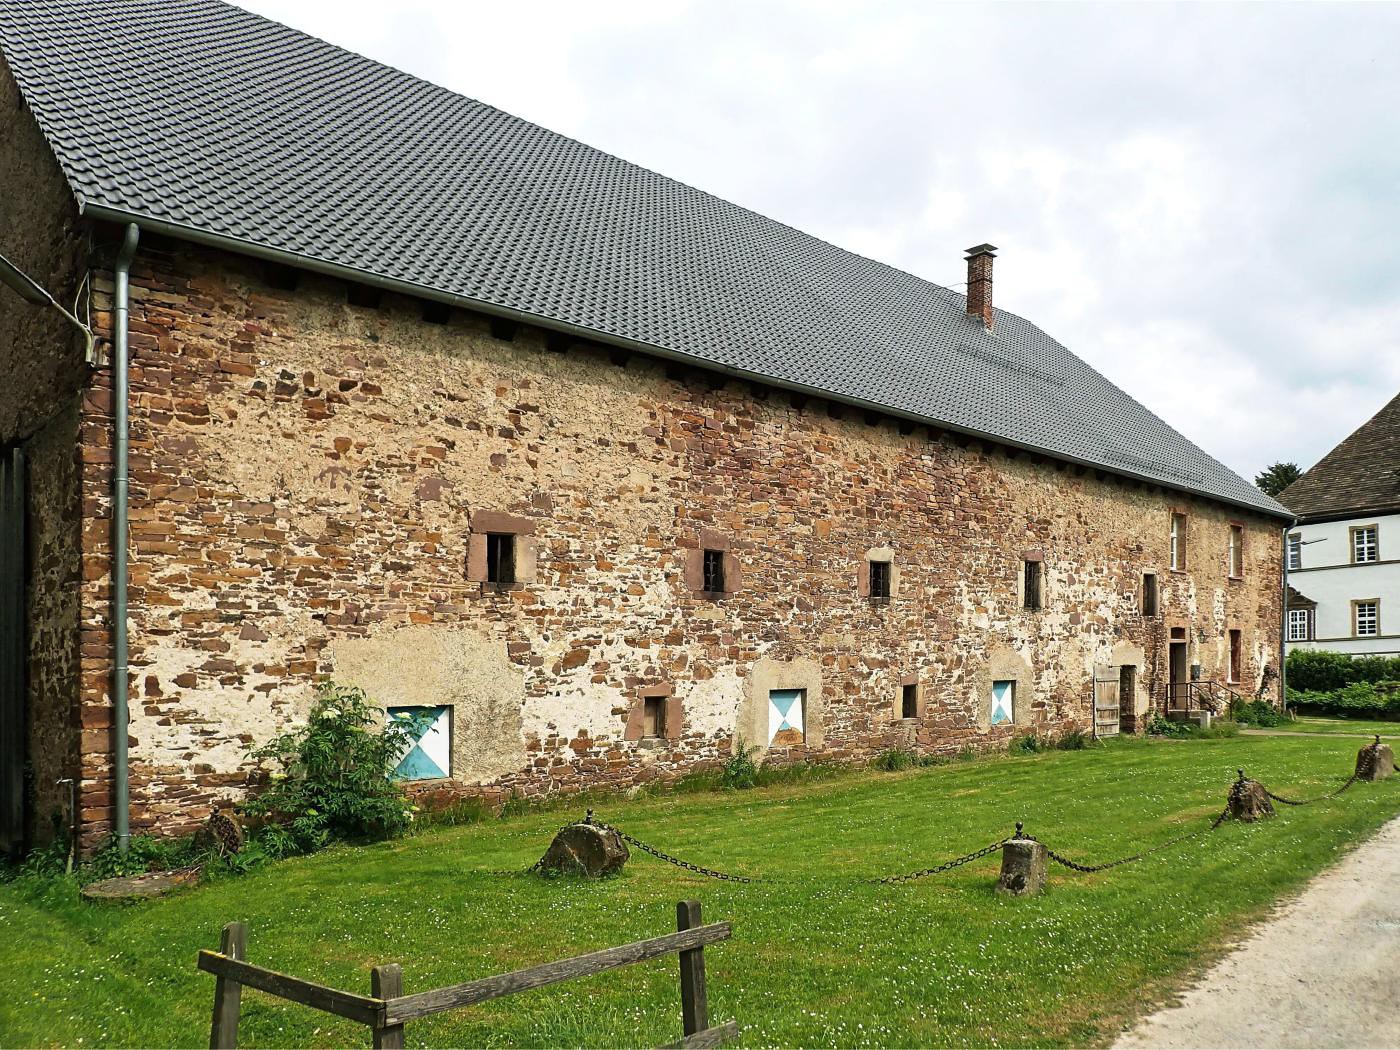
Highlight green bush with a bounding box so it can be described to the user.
[242,682,417,854]
[720,736,761,790]
[1288,649,1400,692]
[1055,729,1093,750]
[1290,680,1400,720]
[872,749,918,772]
[1231,699,1289,728]
[1010,733,1045,754]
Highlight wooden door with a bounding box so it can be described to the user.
[1093,668,1120,737]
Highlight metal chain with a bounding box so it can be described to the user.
[583,813,759,883]
[1260,738,1377,807]
[872,838,1008,885]
[1033,807,1231,874]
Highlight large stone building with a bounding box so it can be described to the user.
[0,0,1289,856]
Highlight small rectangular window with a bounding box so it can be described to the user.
[991,680,1015,726]
[869,560,891,599]
[486,533,515,586]
[901,683,918,719]
[642,695,666,739]
[1228,629,1242,683]
[702,549,726,593]
[1228,525,1244,578]
[1170,513,1188,571]
[1287,533,1302,571]
[387,706,451,780]
[1287,608,1312,641]
[1023,559,1043,611]
[1353,526,1379,564]
[1355,601,1380,637]
[1141,573,1158,617]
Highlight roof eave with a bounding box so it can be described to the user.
[82,201,1293,523]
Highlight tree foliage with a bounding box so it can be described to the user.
[1254,461,1302,497]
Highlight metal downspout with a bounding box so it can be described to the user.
[112,223,139,853]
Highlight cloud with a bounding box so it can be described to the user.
[238,0,1400,481]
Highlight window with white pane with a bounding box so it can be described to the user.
[1287,533,1302,571]
[1354,601,1380,637]
[1352,526,1379,564]
[1286,608,1311,641]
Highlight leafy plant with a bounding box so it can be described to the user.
[1287,649,1400,692]
[1290,680,1400,720]
[720,736,761,789]
[242,682,417,854]
[1009,733,1045,754]
[1147,714,1191,738]
[1231,699,1289,728]
[871,749,918,772]
[1055,729,1092,750]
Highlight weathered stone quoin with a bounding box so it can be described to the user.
[996,832,1048,897]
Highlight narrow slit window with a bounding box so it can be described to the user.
[869,560,891,599]
[642,695,666,739]
[1228,525,1244,578]
[1228,629,1242,683]
[1170,513,1188,570]
[702,549,725,593]
[486,533,515,586]
[1141,573,1158,617]
[1023,559,1043,611]
[901,683,918,719]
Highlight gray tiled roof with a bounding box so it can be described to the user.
[0,0,1289,518]
[1279,391,1400,520]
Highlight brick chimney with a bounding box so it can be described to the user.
[965,243,997,329]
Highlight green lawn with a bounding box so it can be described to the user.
[1262,715,1400,737]
[3,735,1398,1049]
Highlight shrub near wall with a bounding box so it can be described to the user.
[1290,681,1400,720]
[1287,649,1400,692]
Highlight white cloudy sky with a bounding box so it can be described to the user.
[240,0,1400,483]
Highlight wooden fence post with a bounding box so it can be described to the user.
[371,964,404,1050]
[209,922,247,1050]
[675,901,709,1038]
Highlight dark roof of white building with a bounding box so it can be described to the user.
[1279,391,1400,521]
[0,0,1289,518]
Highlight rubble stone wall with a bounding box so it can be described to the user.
[73,236,1283,842]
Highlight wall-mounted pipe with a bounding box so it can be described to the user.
[112,223,139,853]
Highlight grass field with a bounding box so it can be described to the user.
[1263,715,1400,737]
[3,734,1398,1049]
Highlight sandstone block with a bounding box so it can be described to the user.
[1228,773,1275,822]
[537,820,629,877]
[1357,738,1395,781]
[995,837,1047,896]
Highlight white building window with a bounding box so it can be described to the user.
[1287,608,1312,641]
[1287,533,1302,571]
[1228,525,1243,578]
[1354,601,1380,637]
[1352,525,1379,564]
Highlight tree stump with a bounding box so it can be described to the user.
[1228,773,1275,822]
[1357,738,1395,782]
[537,822,629,877]
[81,867,201,901]
[995,837,1047,896]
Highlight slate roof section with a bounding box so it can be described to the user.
[0,0,1289,518]
[1279,391,1400,521]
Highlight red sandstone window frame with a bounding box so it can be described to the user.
[1169,511,1188,572]
[1353,599,1381,638]
[1351,525,1380,565]
[466,510,537,591]
[683,530,742,599]
[1141,571,1159,617]
[1021,550,1044,612]
[1227,628,1242,684]
[897,674,921,721]
[625,684,683,743]
[1227,522,1245,581]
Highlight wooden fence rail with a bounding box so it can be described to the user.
[198,900,737,1049]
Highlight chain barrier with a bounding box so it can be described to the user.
[1260,737,1379,807]
[519,742,1383,883]
[582,811,759,883]
[871,838,1008,885]
[1029,809,1231,875]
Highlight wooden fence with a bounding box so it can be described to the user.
[198,900,736,1049]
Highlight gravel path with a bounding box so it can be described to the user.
[1114,813,1400,1049]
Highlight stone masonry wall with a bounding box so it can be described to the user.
[78,235,1283,843]
[0,57,86,849]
